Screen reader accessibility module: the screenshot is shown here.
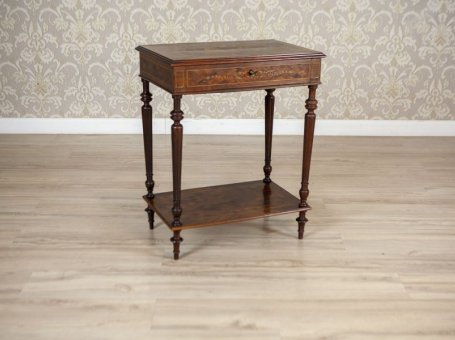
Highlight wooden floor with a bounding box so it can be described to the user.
[1,134,455,339]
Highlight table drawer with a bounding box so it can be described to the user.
[174,59,320,94]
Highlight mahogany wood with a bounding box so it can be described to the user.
[137,40,325,259]
[144,181,311,231]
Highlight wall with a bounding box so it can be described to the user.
[1,0,454,120]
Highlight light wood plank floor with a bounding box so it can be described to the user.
[0,135,455,339]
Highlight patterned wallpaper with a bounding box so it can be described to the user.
[0,0,454,120]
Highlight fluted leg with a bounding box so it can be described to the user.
[263,89,275,183]
[141,79,155,229]
[170,95,183,228]
[170,230,183,260]
[297,85,318,238]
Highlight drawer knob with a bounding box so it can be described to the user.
[248,69,258,77]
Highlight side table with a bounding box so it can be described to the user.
[136,40,325,259]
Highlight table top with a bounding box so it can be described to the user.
[136,39,325,65]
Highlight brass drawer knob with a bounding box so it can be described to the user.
[248,69,258,77]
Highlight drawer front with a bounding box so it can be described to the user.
[174,59,321,94]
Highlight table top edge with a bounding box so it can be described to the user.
[136,39,326,66]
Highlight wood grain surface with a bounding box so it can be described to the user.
[137,40,325,94]
[146,180,310,230]
[136,40,325,65]
[1,135,455,339]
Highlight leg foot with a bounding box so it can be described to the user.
[145,206,155,230]
[170,230,183,260]
[296,211,308,239]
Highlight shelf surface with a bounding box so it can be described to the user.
[144,180,310,230]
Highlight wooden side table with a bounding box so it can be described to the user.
[136,40,325,260]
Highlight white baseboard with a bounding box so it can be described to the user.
[0,118,454,136]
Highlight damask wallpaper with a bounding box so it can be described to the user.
[0,0,454,120]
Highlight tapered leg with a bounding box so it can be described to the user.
[141,79,155,229]
[263,89,275,183]
[297,211,308,239]
[297,85,318,238]
[145,207,154,230]
[170,95,183,228]
[170,230,183,260]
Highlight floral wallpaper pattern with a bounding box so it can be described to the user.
[0,0,454,119]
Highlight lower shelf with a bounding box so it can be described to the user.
[144,180,310,230]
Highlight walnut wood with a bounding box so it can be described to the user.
[186,63,309,86]
[145,207,154,231]
[170,95,183,227]
[136,40,325,95]
[170,230,183,260]
[137,40,325,259]
[263,89,275,184]
[140,79,155,229]
[137,40,325,64]
[144,180,311,231]
[139,54,173,93]
[179,60,316,94]
[298,84,318,238]
[297,212,308,240]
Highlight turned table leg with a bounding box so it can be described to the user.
[141,79,155,229]
[297,85,318,239]
[263,89,275,183]
[170,95,184,259]
[170,230,183,260]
